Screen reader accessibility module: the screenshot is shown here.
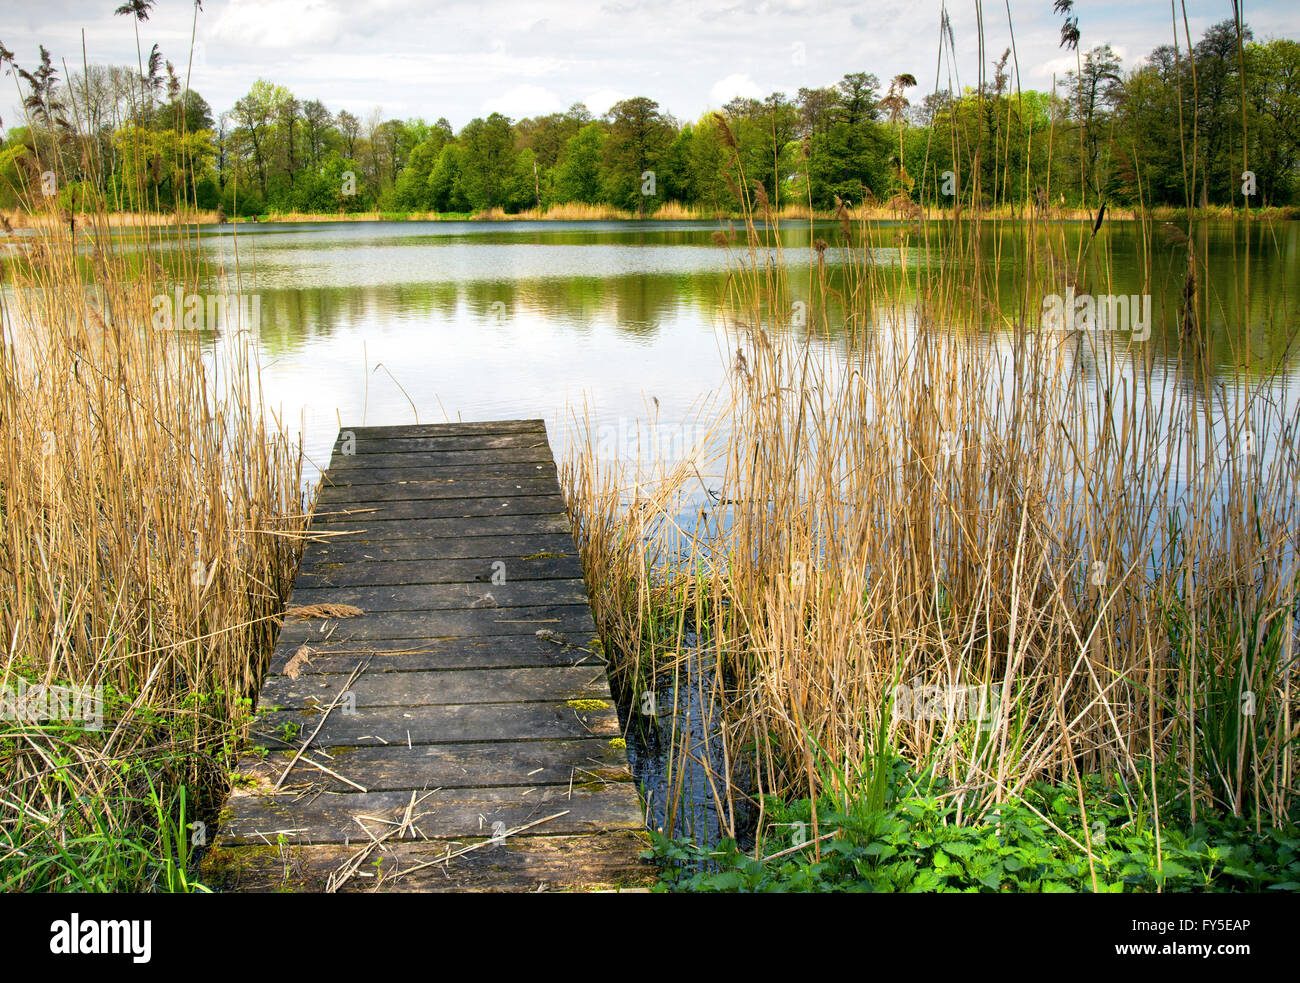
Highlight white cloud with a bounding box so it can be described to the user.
[5,0,1299,133]
[710,72,763,105]
[583,86,628,116]
[210,0,347,49]
[482,84,564,119]
[1036,54,1080,83]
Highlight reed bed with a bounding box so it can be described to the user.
[0,188,308,889]
[561,138,1300,840]
[0,207,221,229]
[259,209,465,223]
[56,202,1280,229]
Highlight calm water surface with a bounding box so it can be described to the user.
[181,218,1300,477]
[198,220,756,472]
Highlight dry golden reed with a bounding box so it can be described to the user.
[561,126,1299,835]
[0,179,308,887]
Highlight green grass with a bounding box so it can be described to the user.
[0,769,212,893]
[0,682,256,892]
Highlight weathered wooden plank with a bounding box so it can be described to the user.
[296,535,570,570]
[219,783,643,846]
[237,738,631,793]
[319,462,558,486]
[301,514,572,543]
[295,554,582,588]
[261,666,612,709]
[203,832,653,892]
[345,419,545,438]
[276,604,596,643]
[325,447,554,470]
[331,433,550,458]
[286,579,589,613]
[299,538,574,574]
[251,699,621,747]
[317,476,560,504]
[311,493,567,523]
[267,635,603,676]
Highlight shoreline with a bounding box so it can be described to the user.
[4,203,1298,231]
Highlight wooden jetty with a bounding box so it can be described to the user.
[205,419,650,892]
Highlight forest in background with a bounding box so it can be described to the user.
[1,17,1298,219]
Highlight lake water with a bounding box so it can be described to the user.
[196,219,756,474]
[177,218,1300,479]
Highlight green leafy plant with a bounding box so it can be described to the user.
[648,770,1300,893]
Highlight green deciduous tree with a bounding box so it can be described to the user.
[603,97,674,215]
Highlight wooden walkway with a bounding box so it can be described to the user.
[205,420,650,892]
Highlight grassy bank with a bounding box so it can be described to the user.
[1,207,221,229]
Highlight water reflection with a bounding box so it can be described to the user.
[163,218,1299,474]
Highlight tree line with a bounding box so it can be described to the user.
[2,17,1298,219]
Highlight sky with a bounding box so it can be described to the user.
[2,0,1298,132]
